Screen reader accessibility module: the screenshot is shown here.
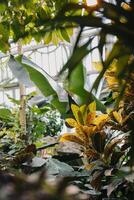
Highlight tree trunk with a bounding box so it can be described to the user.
[17,42,27,142]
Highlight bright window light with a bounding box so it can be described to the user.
[86,0,98,6]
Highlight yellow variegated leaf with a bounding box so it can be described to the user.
[80,104,87,124]
[75,125,88,141]
[71,104,80,123]
[86,112,96,125]
[80,104,86,112]
[82,125,96,136]
[89,101,96,113]
[60,133,84,146]
[113,111,122,124]
[65,118,77,128]
[93,114,108,126]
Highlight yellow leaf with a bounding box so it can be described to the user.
[60,133,84,146]
[80,104,86,113]
[93,114,108,126]
[113,111,122,124]
[71,104,80,123]
[82,125,96,136]
[89,101,96,113]
[80,104,87,124]
[75,125,88,141]
[86,112,96,125]
[65,118,77,128]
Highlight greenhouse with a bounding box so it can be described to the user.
[0,0,133,200]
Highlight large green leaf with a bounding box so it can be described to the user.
[69,62,89,104]
[68,62,106,112]
[51,95,68,114]
[9,55,68,114]
[8,55,33,87]
[21,56,69,113]
[18,56,56,97]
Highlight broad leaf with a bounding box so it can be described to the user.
[8,55,33,87]
[45,158,74,175]
[9,55,68,113]
[69,62,90,104]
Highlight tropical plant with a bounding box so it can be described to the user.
[60,102,109,158]
[60,102,131,198]
[0,0,75,52]
[0,0,134,199]
[0,94,63,155]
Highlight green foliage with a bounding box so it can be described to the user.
[28,105,63,140]
[0,108,12,121]
[0,0,74,51]
[41,110,63,136]
[9,55,69,114]
[60,102,132,198]
[0,95,63,158]
[0,0,134,199]
[9,55,106,114]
